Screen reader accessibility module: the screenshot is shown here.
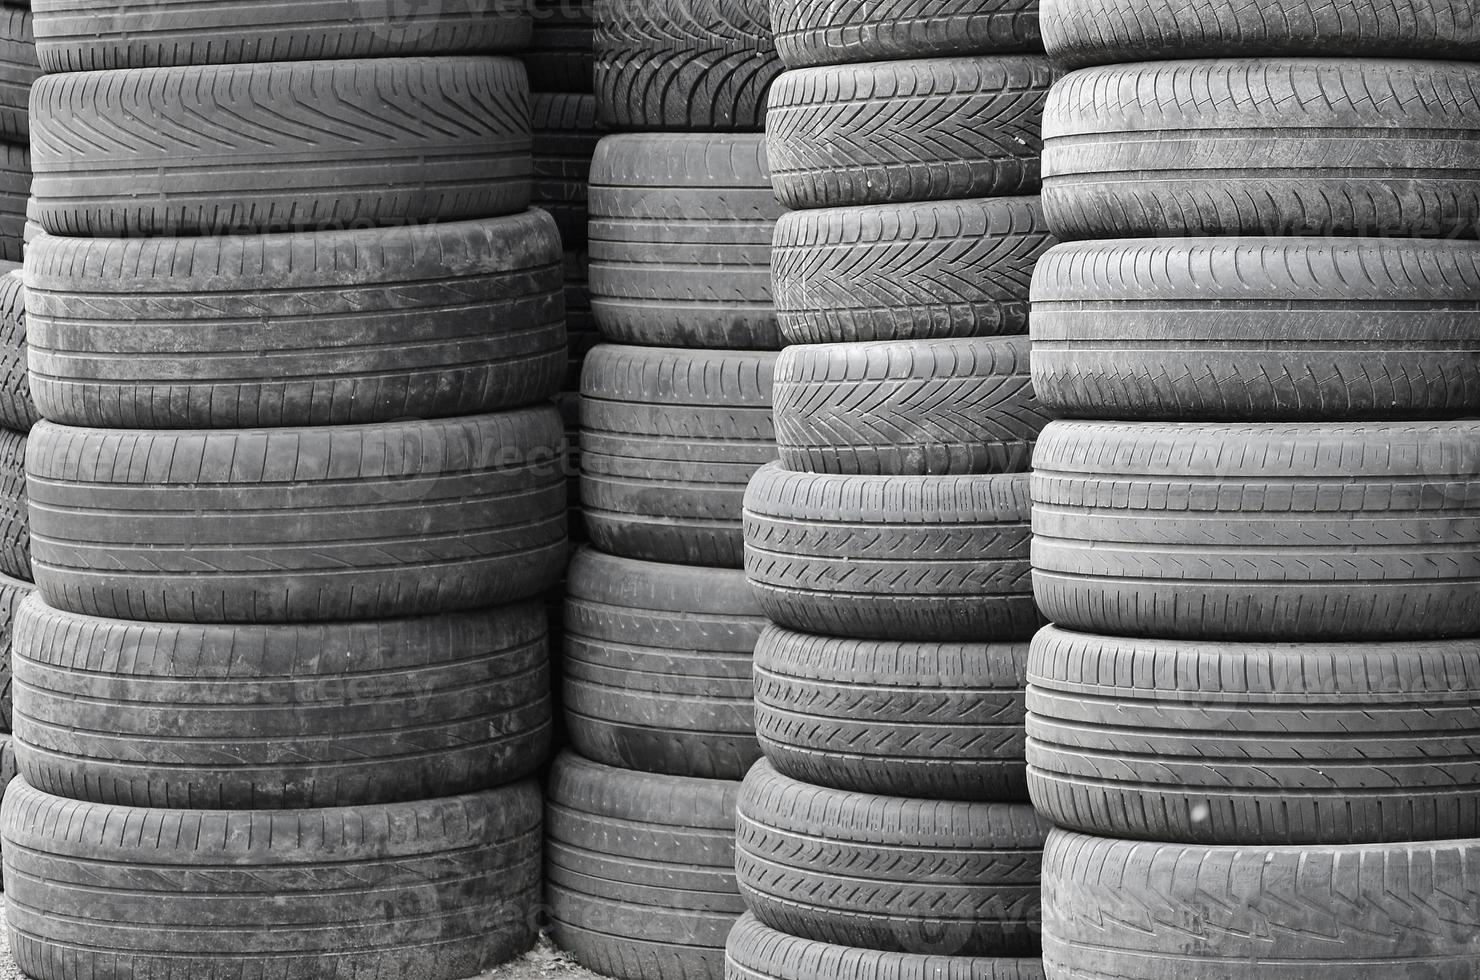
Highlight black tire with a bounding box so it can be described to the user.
[533,93,600,247]
[0,6,36,141]
[1042,0,1480,69]
[736,760,1047,957]
[772,0,1040,68]
[773,197,1052,345]
[590,135,782,349]
[1031,236,1480,421]
[12,594,552,809]
[547,751,744,980]
[524,0,594,91]
[767,56,1059,210]
[594,0,781,131]
[0,428,25,584]
[754,624,1029,801]
[30,58,532,238]
[1031,420,1480,641]
[1042,829,1480,979]
[564,548,766,779]
[1027,625,1480,846]
[726,914,1046,980]
[26,215,564,430]
[32,0,532,69]
[0,572,29,732]
[26,409,568,624]
[1043,59,1480,241]
[581,344,778,568]
[0,142,26,263]
[744,463,1039,641]
[565,249,598,387]
[774,336,1047,476]
[0,267,35,434]
[2,779,542,979]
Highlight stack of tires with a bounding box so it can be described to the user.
[0,265,32,850]
[729,1,1064,976]
[2,5,571,976]
[0,2,29,261]
[1027,3,1480,977]
[544,0,782,977]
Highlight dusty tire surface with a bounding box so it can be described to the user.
[772,0,1040,67]
[1031,420,1480,641]
[1031,236,1480,421]
[0,428,26,584]
[0,572,29,733]
[30,58,532,237]
[0,267,35,433]
[26,409,569,623]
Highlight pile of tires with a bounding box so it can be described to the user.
[729,0,1058,975]
[1029,3,1480,977]
[4,6,567,976]
[0,3,29,262]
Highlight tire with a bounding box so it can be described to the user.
[0,267,35,434]
[1031,420,1480,641]
[1043,59,1480,241]
[565,250,598,387]
[1041,0,1480,69]
[726,914,1046,980]
[32,0,532,69]
[0,572,29,732]
[26,409,568,624]
[773,197,1052,345]
[533,93,600,247]
[773,336,1047,476]
[736,760,1047,957]
[744,463,1039,641]
[11,594,552,809]
[594,0,781,131]
[1031,237,1480,421]
[1027,625,1480,846]
[2,779,542,979]
[772,0,1040,68]
[0,428,25,584]
[1042,829,1480,979]
[25,215,565,429]
[547,751,744,980]
[524,0,594,91]
[564,547,766,779]
[0,6,36,141]
[754,624,1029,801]
[581,345,778,568]
[767,56,1059,210]
[0,142,27,263]
[590,135,782,349]
[30,58,532,238]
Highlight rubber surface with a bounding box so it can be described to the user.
[1031,236,1480,421]
[0,142,27,263]
[767,56,1059,209]
[744,464,1040,640]
[772,0,1041,67]
[547,751,744,980]
[2,779,543,979]
[1031,420,1480,640]
[563,547,766,779]
[773,196,1052,344]
[1043,59,1480,241]
[0,428,25,583]
[1042,829,1480,979]
[0,267,36,433]
[26,214,565,429]
[524,0,595,91]
[30,58,532,237]
[754,624,1029,800]
[26,409,568,623]
[736,761,1047,957]
[0,573,31,733]
[0,6,36,140]
[774,336,1047,475]
[590,134,782,348]
[581,345,778,568]
[533,93,600,247]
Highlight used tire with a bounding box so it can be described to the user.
[581,345,778,568]
[754,624,1029,800]
[744,464,1039,641]
[31,58,532,237]
[767,56,1059,209]
[12,595,552,809]
[773,336,1047,475]
[1043,59,1480,241]
[773,197,1052,344]
[736,761,1047,956]
[1028,625,1480,846]
[524,0,595,91]
[1042,0,1480,68]
[590,134,782,349]
[0,573,30,733]
[1031,236,1480,421]
[2,779,542,979]
[564,547,766,779]
[0,142,27,263]
[772,0,1041,67]
[1043,829,1480,979]
[0,6,36,140]
[0,428,25,584]
[547,752,744,980]
[26,409,568,623]
[1031,420,1480,640]
[0,267,36,433]
[595,0,781,130]
[533,93,600,247]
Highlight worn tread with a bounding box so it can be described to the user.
[772,0,1040,68]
